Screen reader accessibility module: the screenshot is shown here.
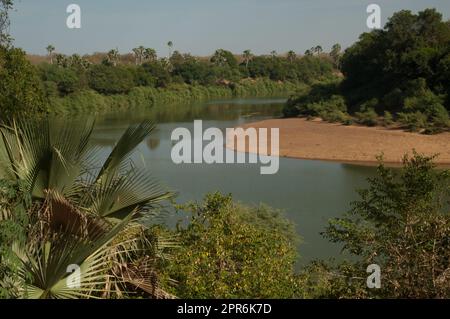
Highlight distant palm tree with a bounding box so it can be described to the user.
[243,49,253,68]
[132,48,140,65]
[330,43,342,68]
[287,50,297,62]
[270,50,277,59]
[143,48,157,63]
[46,45,55,64]
[0,119,175,299]
[304,49,313,56]
[132,46,146,65]
[107,48,120,66]
[167,41,173,58]
[314,45,323,56]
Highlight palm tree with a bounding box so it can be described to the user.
[243,50,253,68]
[330,43,342,68]
[143,48,157,63]
[0,119,175,298]
[287,50,296,63]
[107,49,120,66]
[304,49,313,57]
[167,41,173,58]
[46,45,55,64]
[132,46,145,65]
[314,45,323,56]
[270,50,277,59]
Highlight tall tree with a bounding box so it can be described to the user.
[243,49,253,68]
[143,48,157,63]
[287,50,297,63]
[106,48,119,66]
[314,45,323,55]
[46,44,55,64]
[132,46,145,65]
[167,41,173,58]
[330,43,342,69]
[0,0,13,47]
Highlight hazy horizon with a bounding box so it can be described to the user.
[10,0,450,56]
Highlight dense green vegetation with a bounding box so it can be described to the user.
[47,79,305,114]
[0,47,47,118]
[284,9,450,133]
[36,50,334,113]
[164,193,301,298]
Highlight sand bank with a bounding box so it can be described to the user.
[226,118,450,166]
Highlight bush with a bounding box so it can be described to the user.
[165,193,301,299]
[39,64,81,96]
[383,111,394,126]
[0,47,47,118]
[88,65,135,94]
[320,153,450,298]
[398,111,429,132]
[355,108,378,126]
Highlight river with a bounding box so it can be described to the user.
[76,97,377,266]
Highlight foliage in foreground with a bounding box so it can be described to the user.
[0,119,174,298]
[301,153,450,298]
[164,193,301,299]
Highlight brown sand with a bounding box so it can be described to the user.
[226,118,450,166]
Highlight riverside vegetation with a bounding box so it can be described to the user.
[283,9,450,134]
[1,32,336,116]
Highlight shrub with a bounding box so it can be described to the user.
[165,193,301,299]
[39,64,81,95]
[398,111,428,132]
[355,108,378,126]
[0,47,47,118]
[88,65,135,94]
[383,111,394,126]
[320,154,450,298]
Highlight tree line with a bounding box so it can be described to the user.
[284,8,450,134]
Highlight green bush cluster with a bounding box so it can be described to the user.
[0,47,47,118]
[283,9,450,134]
[33,50,337,114]
[307,154,450,298]
[164,192,301,299]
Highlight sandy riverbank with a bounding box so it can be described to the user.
[226,118,450,166]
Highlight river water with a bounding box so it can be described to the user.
[79,97,377,266]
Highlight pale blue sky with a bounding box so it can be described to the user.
[10,0,450,56]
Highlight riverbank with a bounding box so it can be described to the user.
[48,79,305,114]
[227,118,450,166]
